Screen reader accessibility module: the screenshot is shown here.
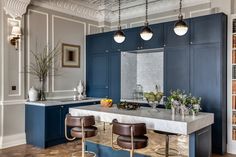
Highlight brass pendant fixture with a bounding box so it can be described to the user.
[174,0,188,36]
[114,0,126,43]
[140,0,153,41]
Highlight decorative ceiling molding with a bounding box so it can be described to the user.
[3,0,31,18]
[31,0,210,23]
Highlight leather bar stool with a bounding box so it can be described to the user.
[154,130,180,157]
[65,113,98,157]
[111,119,148,157]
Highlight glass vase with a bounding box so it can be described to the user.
[39,78,46,101]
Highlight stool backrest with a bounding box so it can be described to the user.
[112,119,147,136]
[65,114,95,127]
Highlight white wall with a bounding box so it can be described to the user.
[0,4,101,149]
[0,0,235,150]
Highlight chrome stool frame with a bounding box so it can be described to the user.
[154,131,180,157]
[65,114,97,157]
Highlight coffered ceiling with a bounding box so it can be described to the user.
[31,0,210,22]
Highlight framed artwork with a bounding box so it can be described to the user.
[62,43,80,68]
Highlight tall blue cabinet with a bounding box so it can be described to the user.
[86,13,227,155]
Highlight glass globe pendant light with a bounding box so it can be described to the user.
[174,0,188,36]
[114,0,125,43]
[140,0,153,41]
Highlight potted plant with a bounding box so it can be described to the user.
[166,90,202,116]
[26,44,60,101]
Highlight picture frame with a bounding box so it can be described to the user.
[62,43,80,68]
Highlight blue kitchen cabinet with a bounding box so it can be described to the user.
[190,43,227,154]
[122,27,142,51]
[164,19,190,47]
[45,106,62,142]
[86,52,121,102]
[190,13,226,44]
[86,53,109,98]
[109,53,121,103]
[26,102,99,148]
[86,32,113,53]
[164,46,190,95]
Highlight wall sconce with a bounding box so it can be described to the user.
[9,26,22,50]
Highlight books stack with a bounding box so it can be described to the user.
[233,66,236,79]
[233,129,236,140]
[233,19,236,33]
[233,96,236,110]
[232,81,236,94]
[233,35,236,48]
[233,114,236,125]
[233,51,236,64]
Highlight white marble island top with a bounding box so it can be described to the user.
[69,105,214,135]
[25,98,102,107]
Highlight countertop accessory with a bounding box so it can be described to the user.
[73,88,77,101]
[77,80,84,100]
[28,86,38,102]
[117,102,140,110]
[100,98,113,107]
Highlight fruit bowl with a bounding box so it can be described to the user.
[100,99,113,107]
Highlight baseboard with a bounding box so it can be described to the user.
[0,133,26,149]
[227,143,236,154]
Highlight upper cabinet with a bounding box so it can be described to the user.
[87,32,113,53]
[164,19,190,47]
[190,13,226,44]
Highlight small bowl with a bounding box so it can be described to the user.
[100,99,113,107]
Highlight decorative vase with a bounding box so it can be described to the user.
[77,80,84,100]
[149,101,159,111]
[171,106,176,115]
[39,78,46,101]
[28,86,38,102]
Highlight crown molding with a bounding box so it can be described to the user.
[31,0,211,23]
[110,0,211,22]
[31,0,106,22]
[3,0,31,18]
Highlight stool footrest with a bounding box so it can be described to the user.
[155,147,180,156]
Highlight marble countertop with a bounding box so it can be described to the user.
[25,98,102,107]
[70,104,214,135]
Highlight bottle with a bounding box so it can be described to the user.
[73,88,77,101]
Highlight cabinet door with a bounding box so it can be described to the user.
[164,20,190,47]
[86,32,112,53]
[122,27,142,51]
[109,53,121,103]
[190,43,226,154]
[190,13,225,44]
[164,46,190,95]
[86,53,109,97]
[142,23,164,49]
[45,106,62,141]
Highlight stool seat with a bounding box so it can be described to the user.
[117,135,148,149]
[154,130,177,136]
[71,126,98,138]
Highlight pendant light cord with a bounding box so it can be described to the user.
[178,0,183,19]
[118,0,121,29]
[145,0,148,25]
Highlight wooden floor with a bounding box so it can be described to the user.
[0,141,235,157]
[0,124,235,157]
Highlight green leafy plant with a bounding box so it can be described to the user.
[165,89,202,114]
[144,92,163,103]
